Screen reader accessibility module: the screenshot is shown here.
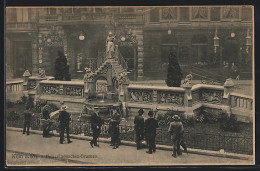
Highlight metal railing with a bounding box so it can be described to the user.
[6,118,253,155]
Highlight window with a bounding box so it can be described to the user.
[16,8,28,22]
[242,7,252,21]
[161,7,177,20]
[210,7,220,21]
[222,7,239,19]
[6,8,17,22]
[192,7,208,20]
[180,7,189,21]
[47,8,57,15]
[150,8,159,22]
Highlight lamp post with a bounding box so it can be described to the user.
[246,28,252,54]
[167,21,172,35]
[214,28,219,53]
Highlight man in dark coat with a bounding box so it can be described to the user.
[110,108,121,149]
[144,110,159,154]
[168,115,187,158]
[42,105,51,137]
[58,105,72,144]
[90,107,104,147]
[134,108,145,150]
[23,106,34,135]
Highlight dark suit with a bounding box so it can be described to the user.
[58,110,71,143]
[90,113,103,145]
[110,112,121,147]
[144,117,159,153]
[42,108,50,137]
[23,110,33,135]
[134,115,144,149]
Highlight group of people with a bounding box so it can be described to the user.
[23,104,187,157]
[88,107,121,149]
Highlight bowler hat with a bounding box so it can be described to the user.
[148,110,154,117]
[173,115,180,120]
[138,108,144,114]
[61,105,67,111]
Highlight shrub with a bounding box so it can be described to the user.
[34,100,47,113]
[20,95,28,104]
[220,114,241,132]
[7,111,20,121]
[194,107,218,124]
[6,101,14,108]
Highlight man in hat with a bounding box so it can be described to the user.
[42,104,51,137]
[144,110,159,154]
[58,105,72,144]
[134,108,145,150]
[23,106,34,135]
[110,108,121,149]
[168,115,187,158]
[89,107,104,147]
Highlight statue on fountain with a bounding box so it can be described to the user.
[38,68,46,78]
[106,32,115,59]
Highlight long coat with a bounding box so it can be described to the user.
[168,121,184,141]
[144,118,159,138]
[134,115,144,131]
[90,113,103,130]
[58,111,71,125]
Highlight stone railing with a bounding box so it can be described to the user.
[6,22,37,31]
[6,80,24,93]
[230,93,253,111]
[39,80,84,98]
[126,83,253,122]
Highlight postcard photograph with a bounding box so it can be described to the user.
[5,6,255,166]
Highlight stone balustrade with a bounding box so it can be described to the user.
[39,80,84,98]
[6,80,24,93]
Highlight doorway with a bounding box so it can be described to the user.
[13,41,32,78]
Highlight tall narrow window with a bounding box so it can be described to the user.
[210,7,220,21]
[242,7,252,21]
[150,8,159,22]
[180,7,189,21]
[16,8,28,22]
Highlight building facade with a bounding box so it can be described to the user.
[6,6,253,80]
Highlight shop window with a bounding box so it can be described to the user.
[180,7,189,21]
[150,8,159,22]
[210,7,220,21]
[242,7,252,21]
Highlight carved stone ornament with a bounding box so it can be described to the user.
[38,68,46,78]
[83,67,94,82]
[117,70,129,84]
[182,74,193,86]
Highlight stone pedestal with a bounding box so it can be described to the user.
[84,80,96,99]
[23,70,31,91]
[182,84,194,118]
[223,78,235,116]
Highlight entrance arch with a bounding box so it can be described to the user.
[117,32,138,80]
[191,34,208,64]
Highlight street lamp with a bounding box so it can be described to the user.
[246,28,252,53]
[167,21,172,35]
[79,31,85,41]
[214,28,219,53]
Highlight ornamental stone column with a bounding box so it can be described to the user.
[23,70,31,91]
[223,78,235,116]
[182,84,194,118]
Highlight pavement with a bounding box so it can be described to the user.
[6,128,254,166]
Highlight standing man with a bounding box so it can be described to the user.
[23,106,34,135]
[144,110,159,154]
[58,105,72,144]
[168,115,187,158]
[42,104,51,137]
[110,108,121,149]
[134,108,145,150]
[90,107,104,147]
